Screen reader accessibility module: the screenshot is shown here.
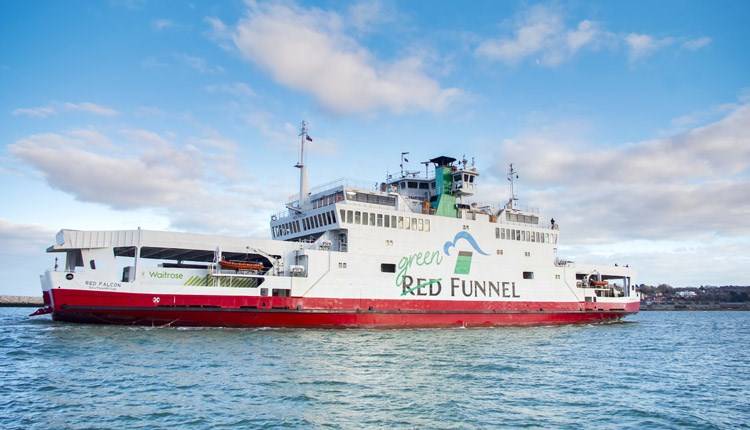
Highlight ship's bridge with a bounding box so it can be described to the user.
[384,177,434,201]
[450,167,478,197]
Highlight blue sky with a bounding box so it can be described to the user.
[1,0,749,296]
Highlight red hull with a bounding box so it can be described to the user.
[48,289,639,328]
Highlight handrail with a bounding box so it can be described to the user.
[288,177,378,202]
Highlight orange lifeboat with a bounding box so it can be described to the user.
[591,280,609,287]
[219,260,264,271]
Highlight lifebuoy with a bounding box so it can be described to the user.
[271,215,277,221]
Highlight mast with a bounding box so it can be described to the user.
[400,152,409,178]
[295,121,309,208]
[507,163,518,210]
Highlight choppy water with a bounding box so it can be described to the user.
[1,308,748,429]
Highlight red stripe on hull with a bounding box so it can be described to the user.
[49,289,639,328]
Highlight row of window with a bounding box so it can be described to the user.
[311,192,343,209]
[399,180,432,190]
[272,210,337,238]
[506,212,539,224]
[339,209,431,232]
[496,227,558,244]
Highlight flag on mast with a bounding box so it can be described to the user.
[306,135,313,142]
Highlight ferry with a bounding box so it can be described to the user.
[32,122,639,327]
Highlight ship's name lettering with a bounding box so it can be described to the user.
[450,278,520,298]
[400,277,520,298]
[396,251,443,286]
[148,271,184,279]
[85,281,121,289]
[401,276,442,296]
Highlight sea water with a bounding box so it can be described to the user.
[1,308,748,429]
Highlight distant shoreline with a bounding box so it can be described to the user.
[642,303,750,311]
[0,296,44,307]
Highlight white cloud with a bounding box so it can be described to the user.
[173,53,226,74]
[485,103,750,245]
[64,102,120,117]
[204,16,234,53]
[0,219,58,296]
[205,82,256,98]
[67,127,115,148]
[213,2,463,115]
[6,126,274,235]
[11,102,119,118]
[624,33,674,62]
[141,56,167,69]
[476,5,706,67]
[476,5,610,67]
[152,18,177,31]
[11,106,56,118]
[346,0,396,34]
[0,219,55,253]
[135,106,167,117]
[9,132,197,208]
[682,36,712,51]
[668,103,737,131]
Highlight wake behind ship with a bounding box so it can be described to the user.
[32,122,639,327]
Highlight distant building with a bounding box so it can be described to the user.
[675,291,697,298]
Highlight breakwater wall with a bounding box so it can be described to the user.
[0,296,44,307]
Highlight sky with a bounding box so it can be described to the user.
[1,0,749,296]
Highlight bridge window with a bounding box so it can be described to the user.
[362,212,369,226]
[355,211,361,224]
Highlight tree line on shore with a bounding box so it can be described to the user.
[638,285,750,303]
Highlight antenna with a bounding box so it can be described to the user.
[400,152,409,177]
[295,121,309,207]
[421,161,430,178]
[507,163,519,209]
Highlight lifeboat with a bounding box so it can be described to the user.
[591,280,609,287]
[219,260,264,271]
